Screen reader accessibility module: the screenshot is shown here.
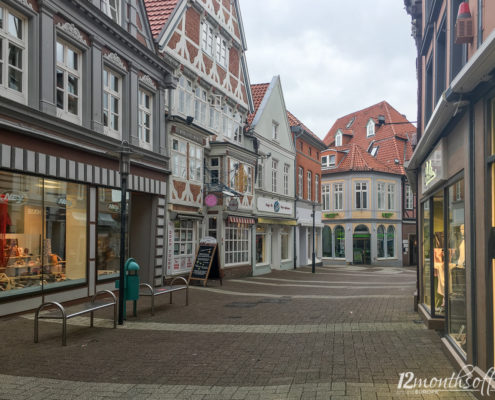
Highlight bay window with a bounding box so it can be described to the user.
[355,181,368,209]
[172,139,187,179]
[189,143,202,182]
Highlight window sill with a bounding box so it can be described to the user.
[139,141,153,151]
[104,127,122,140]
[57,109,82,125]
[0,87,27,105]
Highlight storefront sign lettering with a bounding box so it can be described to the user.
[57,197,73,208]
[424,160,436,186]
[274,201,280,213]
[108,203,120,212]
[0,192,26,205]
[421,139,446,194]
[257,197,293,215]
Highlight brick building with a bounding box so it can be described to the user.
[288,112,326,268]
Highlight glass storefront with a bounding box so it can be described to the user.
[491,98,495,366]
[96,188,126,280]
[422,201,431,309]
[322,226,332,257]
[447,179,466,352]
[433,191,445,316]
[334,225,345,258]
[225,222,250,265]
[0,171,87,298]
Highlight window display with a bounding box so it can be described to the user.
[447,179,466,352]
[0,171,87,297]
[422,201,431,309]
[334,225,345,258]
[322,226,332,257]
[432,191,445,316]
[225,222,250,265]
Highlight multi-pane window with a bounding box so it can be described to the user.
[335,131,342,146]
[321,156,328,167]
[201,20,214,56]
[355,181,368,209]
[0,4,26,102]
[225,223,250,265]
[103,68,121,138]
[189,143,202,182]
[209,95,221,132]
[138,89,152,149]
[334,225,345,258]
[172,139,187,178]
[329,155,336,166]
[377,182,385,210]
[366,119,375,137]
[215,35,227,68]
[223,106,241,142]
[333,183,343,211]
[56,40,81,123]
[283,164,289,196]
[194,87,207,126]
[173,220,194,261]
[377,225,385,258]
[178,76,193,115]
[210,157,219,184]
[257,163,263,189]
[272,160,278,193]
[101,0,120,24]
[405,184,414,210]
[387,183,395,210]
[315,175,319,203]
[386,226,395,257]
[307,171,312,201]
[298,167,303,198]
[322,184,330,211]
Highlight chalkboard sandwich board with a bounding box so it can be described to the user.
[188,237,221,286]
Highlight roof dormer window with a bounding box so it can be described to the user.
[366,119,375,137]
[335,130,343,147]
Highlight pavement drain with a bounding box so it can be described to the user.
[225,302,259,308]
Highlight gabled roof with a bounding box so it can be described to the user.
[248,83,270,125]
[143,0,180,39]
[323,101,415,176]
[287,111,326,150]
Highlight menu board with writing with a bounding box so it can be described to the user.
[188,237,221,286]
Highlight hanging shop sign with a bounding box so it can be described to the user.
[205,194,218,207]
[421,139,446,194]
[227,198,239,211]
[257,197,293,215]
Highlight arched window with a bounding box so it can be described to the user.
[335,131,343,147]
[335,225,345,258]
[322,226,332,257]
[387,226,395,258]
[366,119,375,137]
[377,225,385,258]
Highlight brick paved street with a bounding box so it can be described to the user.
[0,264,476,399]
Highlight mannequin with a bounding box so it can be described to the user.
[456,224,465,268]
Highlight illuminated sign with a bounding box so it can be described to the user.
[421,139,446,194]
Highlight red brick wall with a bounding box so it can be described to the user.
[294,136,322,203]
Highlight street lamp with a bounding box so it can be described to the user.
[118,140,132,325]
[311,201,316,274]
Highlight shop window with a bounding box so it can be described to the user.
[256,225,267,264]
[0,3,27,104]
[225,222,250,265]
[386,226,395,258]
[207,217,217,238]
[322,225,332,257]
[432,191,445,316]
[0,172,87,297]
[422,201,431,309]
[447,178,466,353]
[96,188,126,280]
[56,39,82,124]
[377,225,385,258]
[334,225,345,258]
[281,227,290,260]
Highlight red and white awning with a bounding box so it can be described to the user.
[228,216,255,225]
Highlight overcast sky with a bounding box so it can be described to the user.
[240,0,417,140]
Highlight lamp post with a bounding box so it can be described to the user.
[118,141,132,325]
[312,201,316,274]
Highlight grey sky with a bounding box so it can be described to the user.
[240,0,417,140]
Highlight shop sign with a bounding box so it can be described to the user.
[108,203,120,212]
[56,197,73,208]
[421,139,446,194]
[257,197,292,215]
[205,194,218,207]
[227,198,239,211]
[0,192,26,205]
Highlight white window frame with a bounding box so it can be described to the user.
[138,88,153,150]
[173,219,195,263]
[101,0,120,24]
[200,20,214,56]
[321,156,328,167]
[333,183,343,211]
[335,131,342,147]
[298,167,303,198]
[366,119,375,137]
[377,182,385,210]
[0,4,27,104]
[355,181,368,209]
[172,138,187,179]
[194,86,208,126]
[225,223,250,266]
[272,160,278,193]
[283,163,289,196]
[322,184,330,211]
[209,95,221,132]
[315,174,319,203]
[405,184,414,210]
[329,155,336,166]
[256,163,263,189]
[103,67,121,139]
[178,75,193,116]
[307,171,312,201]
[215,35,228,68]
[56,39,82,124]
[387,183,395,210]
[189,142,202,182]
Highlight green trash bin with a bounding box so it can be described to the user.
[115,258,140,319]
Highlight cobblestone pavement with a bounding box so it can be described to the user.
[0,264,477,399]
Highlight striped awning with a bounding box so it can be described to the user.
[228,216,255,225]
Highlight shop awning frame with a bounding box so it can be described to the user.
[228,216,256,225]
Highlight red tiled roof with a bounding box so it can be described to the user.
[322,101,415,175]
[247,83,269,124]
[144,0,179,38]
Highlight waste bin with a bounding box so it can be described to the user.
[115,258,140,318]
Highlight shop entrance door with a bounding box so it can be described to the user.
[353,225,370,264]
